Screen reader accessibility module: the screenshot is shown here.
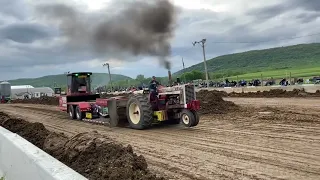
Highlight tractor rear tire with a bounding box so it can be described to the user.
[75,106,85,120]
[126,94,153,130]
[68,105,76,120]
[180,109,196,127]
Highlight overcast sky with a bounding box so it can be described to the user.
[0,0,319,80]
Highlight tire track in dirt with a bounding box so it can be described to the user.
[3,105,320,179]
[4,106,282,179]
[224,97,320,109]
[11,104,320,142]
[0,105,318,179]
[1,100,320,180]
[11,105,320,158]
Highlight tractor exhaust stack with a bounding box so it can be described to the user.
[168,70,172,86]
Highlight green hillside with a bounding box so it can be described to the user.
[174,43,320,78]
[8,73,132,88]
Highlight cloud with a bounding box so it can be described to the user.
[0,22,55,43]
[292,0,320,11]
[246,0,320,22]
[0,0,319,81]
[0,0,29,20]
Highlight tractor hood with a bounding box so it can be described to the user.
[158,85,183,94]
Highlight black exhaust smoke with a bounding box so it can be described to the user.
[168,70,172,86]
[36,0,177,70]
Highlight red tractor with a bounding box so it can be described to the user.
[59,72,200,130]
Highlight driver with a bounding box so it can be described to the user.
[149,76,160,92]
[149,76,160,100]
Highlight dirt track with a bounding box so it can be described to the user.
[1,98,320,180]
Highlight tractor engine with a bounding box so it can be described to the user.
[166,94,180,105]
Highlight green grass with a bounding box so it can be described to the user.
[7,73,132,89]
[174,43,320,78]
[227,67,320,81]
[0,176,5,180]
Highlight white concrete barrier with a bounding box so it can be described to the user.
[0,127,87,180]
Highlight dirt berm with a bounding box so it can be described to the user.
[0,112,164,180]
[9,88,320,106]
[228,88,320,98]
[196,90,237,114]
[11,96,59,105]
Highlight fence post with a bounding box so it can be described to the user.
[261,74,263,86]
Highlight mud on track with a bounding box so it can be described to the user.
[0,112,164,180]
[1,99,320,180]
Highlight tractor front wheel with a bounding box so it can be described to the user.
[191,110,200,127]
[126,95,153,130]
[180,109,197,127]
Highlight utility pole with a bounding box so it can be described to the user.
[181,57,186,83]
[103,63,112,92]
[193,38,209,88]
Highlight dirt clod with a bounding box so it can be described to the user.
[1,117,49,148]
[0,113,164,180]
